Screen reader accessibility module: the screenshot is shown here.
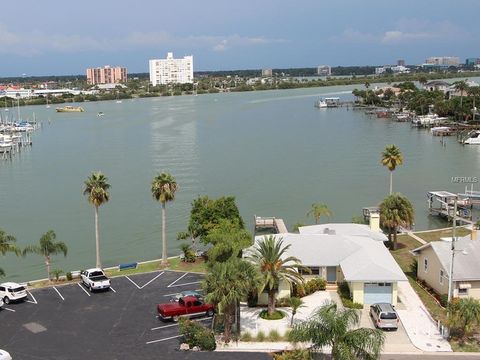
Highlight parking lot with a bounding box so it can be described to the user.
[0,270,271,360]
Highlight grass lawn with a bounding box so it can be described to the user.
[415,227,471,243]
[450,339,480,352]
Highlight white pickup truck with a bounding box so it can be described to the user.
[80,268,111,292]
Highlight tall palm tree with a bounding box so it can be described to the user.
[23,230,67,281]
[289,302,385,360]
[203,258,260,342]
[454,80,468,108]
[381,145,403,195]
[467,86,480,120]
[379,193,414,250]
[151,172,178,265]
[0,229,21,277]
[307,203,333,224]
[83,171,110,268]
[248,235,305,316]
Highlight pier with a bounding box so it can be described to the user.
[427,191,474,225]
[254,215,289,234]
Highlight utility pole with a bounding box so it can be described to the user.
[447,197,457,303]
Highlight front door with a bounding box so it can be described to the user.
[326,267,337,282]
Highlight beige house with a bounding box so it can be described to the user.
[252,221,406,306]
[412,234,480,299]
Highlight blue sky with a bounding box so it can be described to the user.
[1,0,478,76]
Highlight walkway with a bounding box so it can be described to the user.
[407,232,427,245]
[396,281,451,352]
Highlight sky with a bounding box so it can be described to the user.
[0,0,478,76]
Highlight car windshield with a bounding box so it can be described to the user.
[380,312,397,319]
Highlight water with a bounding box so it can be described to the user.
[2,83,480,281]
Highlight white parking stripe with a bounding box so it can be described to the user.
[26,291,38,304]
[167,281,201,288]
[150,323,178,331]
[77,283,91,297]
[167,273,188,287]
[139,272,164,288]
[125,272,164,289]
[125,276,141,289]
[3,307,15,312]
[146,335,182,344]
[53,287,65,301]
[110,286,117,293]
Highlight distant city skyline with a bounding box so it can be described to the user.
[0,0,478,77]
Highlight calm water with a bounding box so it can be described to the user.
[2,83,480,281]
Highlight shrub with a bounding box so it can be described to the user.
[304,278,326,294]
[267,329,281,342]
[256,330,266,342]
[240,331,253,342]
[410,259,418,278]
[247,291,258,307]
[337,282,363,309]
[439,294,449,308]
[178,319,216,351]
[259,310,286,320]
[342,298,364,309]
[51,269,64,281]
[292,283,306,298]
[273,349,312,360]
[275,297,290,307]
[66,272,73,281]
[180,244,196,263]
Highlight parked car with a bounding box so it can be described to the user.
[0,282,28,304]
[80,268,110,292]
[157,295,214,322]
[170,290,203,302]
[0,298,3,309]
[0,349,12,360]
[369,303,399,331]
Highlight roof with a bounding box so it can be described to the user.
[412,236,480,281]
[425,81,450,87]
[0,282,23,288]
[250,233,407,282]
[298,223,388,242]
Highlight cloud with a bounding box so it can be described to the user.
[0,24,287,56]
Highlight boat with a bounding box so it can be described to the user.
[97,112,104,117]
[314,97,340,108]
[430,126,452,136]
[462,130,480,145]
[411,114,447,127]
[56,106,85,113]
[0,134,13,153]
[314,98,327,108]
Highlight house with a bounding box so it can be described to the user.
[250,227,406,306]
[422,81,451,95]
[411,233,480,299]
[298,220,388,243]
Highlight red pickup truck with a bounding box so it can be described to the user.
[157,295,214,322]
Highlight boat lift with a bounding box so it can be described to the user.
[427,191,473,224]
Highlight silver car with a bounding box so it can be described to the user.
[369,303,399,331]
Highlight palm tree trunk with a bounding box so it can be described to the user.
[389,171,393,195]
[45,256,51,281]
[95,205,101,268]
[393,230,398,251]
[268,289,276,316]
[161,201,167,265]
[290,310,296,327]
[223,303,234,343]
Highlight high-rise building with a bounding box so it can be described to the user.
[317,65,331,76]
[149,52,193,85]
[86,65,127,85]
[425,56,460,67]
[262,69,272,77]
[466,58,480,66]
[397,59,405,66]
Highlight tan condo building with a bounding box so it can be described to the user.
[86,65,127,85]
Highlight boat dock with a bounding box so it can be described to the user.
[427,191,474,225]
[254,215,289,234]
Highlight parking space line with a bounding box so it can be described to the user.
[146,335,182,344]
[53,286,65,301]
[77,283,91,297]
[150,323,178,331]
[26,291,38,304]
[167,281,202,288]
[167,273,188,287]
[3,307,15,312]
[125,272,164,289]
[163,288,202,297]
[110,286,117,293]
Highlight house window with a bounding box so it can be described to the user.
[298,266,320,275]
[424,258,428,272]
[439,270,444,285]
[309,267,320,275]
[458,288,468,296]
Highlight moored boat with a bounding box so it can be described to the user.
[56,106,85,113]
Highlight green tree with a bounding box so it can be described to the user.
[289,302,385,360]
[83,171,110,268]
[151,172,178,265]
[381,145,403,195]
[288,297,305,327]
[307,203,333,224]
[23,230,67,281]
[467,86,480,120]
[448,298,480,339]
[454,80,468,108]
[203,258,261,342]
[379,193,415,250]
[0,229,21,277]
[248,235,305,316]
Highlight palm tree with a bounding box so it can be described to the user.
[83,171,110,268]
[467,86,480,120]
[248,235,305,316]
[151,172,178,265]
[448,297,480,339]
[307,203,333,224]
[454,80,468,108]
[0,229,21,277]
[379,193,414,250]
[288,297,305,327]
[381,145,403,195]
[289,302,385,360]
[203,258,260,342]
[23,230,67,281]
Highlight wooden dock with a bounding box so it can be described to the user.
[254,215,289,234]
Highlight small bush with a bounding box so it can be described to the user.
[267,329,281,342]
[247,291,258,307]
[410,259,418,278]
[51,269,64,281]
[66,272,73,281]
[439,294,449,308]
[240,331,253,342]
[292,283,306,298]
[342,298,364,309]
[304,278,326,294]
[256,330,266,342]
[275,297,290,307]
[273,349,312,360]
[259,310,286,320]
[337,282,363,309]
[178,319,216,351]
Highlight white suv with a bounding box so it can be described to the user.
[0,282,28,304]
